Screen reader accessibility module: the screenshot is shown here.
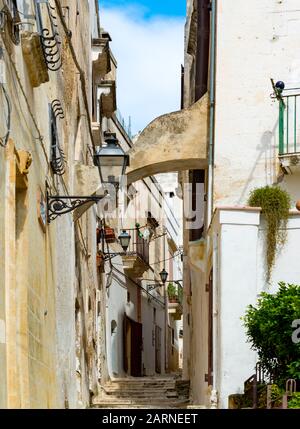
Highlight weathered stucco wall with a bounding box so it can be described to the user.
[214,0,300,207]
[206,208,300,408]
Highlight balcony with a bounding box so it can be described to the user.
[278,92,300,172]
[97,80,116,118]
[122,230,150,278]
[168,284,183,320]
[92,37,111,81]
[21,31,49,87]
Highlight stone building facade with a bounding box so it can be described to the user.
[0,0,184,409]
[124,0,300,409]
[0,0,106,408]
[182,0,300,408]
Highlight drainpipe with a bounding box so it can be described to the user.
[211,232,219,408]
[207,0,217,227]
[208,0,219,408]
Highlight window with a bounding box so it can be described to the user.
[127,291,130,303]
[4,0,21,45]
[189,169,205,242]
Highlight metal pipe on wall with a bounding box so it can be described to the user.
[207,0,217,228]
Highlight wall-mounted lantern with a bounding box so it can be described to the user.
[118,230,131,252]
[94,132,129,187]
[159,269,168,285]
[47,133,130,223]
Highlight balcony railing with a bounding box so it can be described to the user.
[279,93,300,155]
[127,229,150,266]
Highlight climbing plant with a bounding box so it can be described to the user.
[248,186,291,282]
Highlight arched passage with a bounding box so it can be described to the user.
[126,93,209,184]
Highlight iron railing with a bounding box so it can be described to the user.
[279,93,300,155]
[127,229,150,265]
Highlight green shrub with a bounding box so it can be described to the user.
[248,186,291,282]
[167,282,177,299]
[288,392,300,408]
[243,282,300,385]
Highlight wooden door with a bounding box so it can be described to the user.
[208,270,213,386]
[155,325,162,374]
[131,319,143,377]
[123,314,130,373]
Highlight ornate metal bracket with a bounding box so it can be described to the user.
[35,0,62,71]
[102,251,139,261]
[50,99,66,175]
[147,283,162,292]
[51,99,64,119]
[47,194,106,223]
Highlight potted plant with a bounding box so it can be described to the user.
[168,282,178,303]
[104,226,116,243]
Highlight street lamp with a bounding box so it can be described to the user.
[159,268,168,285]
[47,132,130,223]
[118,230,131,252]
[94,132,129,187]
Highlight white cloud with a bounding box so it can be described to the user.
[100,6,184,135]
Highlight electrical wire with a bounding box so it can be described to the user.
[111,265,165,308]
[0,83,11,147]
[110,250,182,269]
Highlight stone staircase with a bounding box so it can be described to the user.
[92,376,190,409]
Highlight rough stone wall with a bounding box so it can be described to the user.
[0,0,101,409]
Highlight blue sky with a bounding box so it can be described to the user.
[101,1,186,19]
[100,2,185,134]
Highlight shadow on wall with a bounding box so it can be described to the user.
[236,122,279,205]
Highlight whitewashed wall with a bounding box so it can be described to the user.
[211,209,300,408]
[214,0,300,208]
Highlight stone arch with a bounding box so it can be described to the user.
[126,93,209,184]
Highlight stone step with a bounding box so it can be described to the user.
[93,400,190,409]
[101,390,178,398]
[108,378,175,384]
[106,381,176,387]
[93,404,185,409]
[103,384,176,392]
[93,397,186,405]
[93,377,189,409]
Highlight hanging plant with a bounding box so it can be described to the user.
[248,186,291,282]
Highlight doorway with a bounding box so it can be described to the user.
[111,320,118,375]
[155,325,162,374]
[123,314,143,377]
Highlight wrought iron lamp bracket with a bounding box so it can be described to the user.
[47,194,105,223]
[147,283,162,292]
[102,251,137,261]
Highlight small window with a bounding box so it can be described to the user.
[171,328,175,345]
[127,291,130,303]
[5,0,21,45]
[111,320,117,335]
